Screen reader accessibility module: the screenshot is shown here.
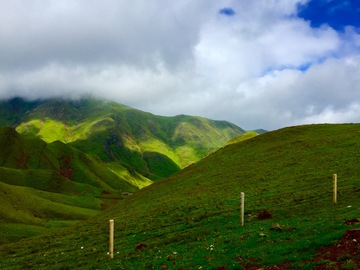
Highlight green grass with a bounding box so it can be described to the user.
[0,123,359,269]
[227,131,258,145]
[0,180,100,245]
[0,127,140,193]
[16,118,70,143]
[143,151,181,180]
[106,162,153,189]
[139,139,181,166]
[0,127,146,244]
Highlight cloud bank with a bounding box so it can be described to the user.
[0,0,359,130]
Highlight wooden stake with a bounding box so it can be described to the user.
[109,219,114,259]
[240,192,245,226]
[333,174,337,204]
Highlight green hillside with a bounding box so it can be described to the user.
[2,97,245,181]
[0,127,143,193]
[1,124,359,269]
[226,131,259,145]
[0,127,148,244]
[0,97,243,245]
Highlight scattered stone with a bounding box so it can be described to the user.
[270,223,282,231]
[345,218,360,225]
[247,214,258,222]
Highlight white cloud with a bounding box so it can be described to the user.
[0,0,360,130]
[0,0,210,69]
[301,103,360,124]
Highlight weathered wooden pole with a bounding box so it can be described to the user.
[240,192,245,226]
[109,219,114,259]
[333,174,337,204]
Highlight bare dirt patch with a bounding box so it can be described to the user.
[309,229,360,270]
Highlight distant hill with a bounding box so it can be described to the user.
[226,131,259,145]
[253,128,268,134]
[1,124,358,269]
[1,97,245,181]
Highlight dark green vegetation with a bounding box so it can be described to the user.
[1,123,359,269]
[0,97,244,244]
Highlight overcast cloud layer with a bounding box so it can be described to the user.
[1,0,359,130]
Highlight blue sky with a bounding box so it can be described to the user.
[0,0,359,130]
[298,0,360,31]
[219,8,236,16]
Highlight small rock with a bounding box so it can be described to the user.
[270,223,282,231]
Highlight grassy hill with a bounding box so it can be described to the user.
[226,131,259,145]
[1,97,245,181]
[0,126,144,192]
[0,97,243,245]
[0,123,359,269]
[0,127,149,244]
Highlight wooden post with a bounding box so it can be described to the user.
[109,219,114,259]
[240,192,245,226]
[333,174,337,204]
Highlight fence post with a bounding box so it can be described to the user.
[109,219,114,259]
[240,192,245,226]
[333,174,337,204]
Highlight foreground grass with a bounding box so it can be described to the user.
[0,124,360,269]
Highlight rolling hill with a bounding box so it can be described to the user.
[0,123,359,269]
[1,97,245,181]
[0,126,149,244]
[0,97,245,244]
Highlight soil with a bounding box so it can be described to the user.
[240,228,360,270]
[258,210,272,220]
[310,228,360,270]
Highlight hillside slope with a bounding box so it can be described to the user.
[1,97,245,181]
[0,127,148,244]
[1,124,359,269]
[226,130,259,145]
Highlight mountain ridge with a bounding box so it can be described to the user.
[1,97,245,180]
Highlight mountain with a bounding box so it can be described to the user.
[0,97,244,243]
[1,97,245,181]
[1,123,359,269]
[253,128,268,134]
